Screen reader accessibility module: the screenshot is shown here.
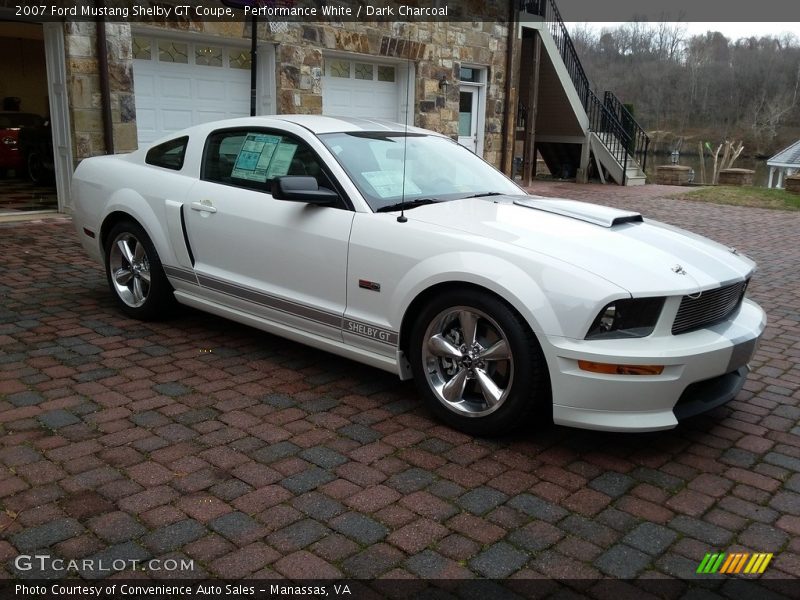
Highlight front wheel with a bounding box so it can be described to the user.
[104,221,175,320]
[409,289,550,436]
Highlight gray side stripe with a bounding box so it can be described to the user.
[167,268,398,347]
[163,265,198,285]
[197,274,343,329]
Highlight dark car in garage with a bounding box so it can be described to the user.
[0,111,53,182]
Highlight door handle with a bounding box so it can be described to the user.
[190,200,217,214]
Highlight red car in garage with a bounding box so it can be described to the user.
[0,112,45,178]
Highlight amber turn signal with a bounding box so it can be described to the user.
[578,360,664,376]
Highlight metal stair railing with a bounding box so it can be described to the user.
[604,91,650,173]
[519,0,591,110]
[585,91,631,185]
[518,0,647,183]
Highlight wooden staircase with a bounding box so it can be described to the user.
[589,133,646,186]
[519,0,650,185]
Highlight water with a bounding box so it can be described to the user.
[644,154,771,187]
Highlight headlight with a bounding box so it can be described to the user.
[1,136,17,146]
[586,297,665,340]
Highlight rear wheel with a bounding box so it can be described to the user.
[104,220,174,320]
[409,288,550,435]
[27,152,45,183]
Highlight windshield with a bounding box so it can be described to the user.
[318,132,524,211]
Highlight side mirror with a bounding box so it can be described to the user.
[271,176,339,205]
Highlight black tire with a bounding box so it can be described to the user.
[28,152,54,184]
[27,152,44,183]
[104,220,175,320]
[408,288,550,436]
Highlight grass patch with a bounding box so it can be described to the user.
[676,185,800,211]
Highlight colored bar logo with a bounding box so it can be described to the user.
[696,552,773,574]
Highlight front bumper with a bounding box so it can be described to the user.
[545,298,766,432]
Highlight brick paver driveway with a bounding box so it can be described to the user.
[1,184,798,585]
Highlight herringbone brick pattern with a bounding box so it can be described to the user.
[0,183,797,583]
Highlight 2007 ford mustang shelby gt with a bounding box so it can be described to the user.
[71,116,766,435]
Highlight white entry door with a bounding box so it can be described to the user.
[458,87,479,152]
[458,67,487,155]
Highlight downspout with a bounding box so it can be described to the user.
[250,14,258,116]
[96,17,114,154]
[500,0,518,176]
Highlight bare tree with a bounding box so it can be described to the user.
[570,23,800,155]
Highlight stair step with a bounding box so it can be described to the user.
[624,175,647,186]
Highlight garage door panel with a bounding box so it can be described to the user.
[133,38,251,145]
[134,74,155,96]
[322,58,400,122]
[195,110,229,122]
[324,89,355,115]
[159,77,194,99]
[160,109,194,131]
[195,79,227,100]
[135,108,157,131]
[227,81,251,98]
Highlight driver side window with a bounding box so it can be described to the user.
[202,129,333,194]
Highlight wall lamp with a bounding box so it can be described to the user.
[439,76,450,93]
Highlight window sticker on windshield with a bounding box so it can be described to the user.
[362,171,422,198]
[266,142,298,179]
[232,133,280,181]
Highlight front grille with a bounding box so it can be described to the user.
[672,280,748,335]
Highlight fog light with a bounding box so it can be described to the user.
[578,360,664,376]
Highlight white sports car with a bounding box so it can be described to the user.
[71,116,766,435]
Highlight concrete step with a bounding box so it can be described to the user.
[624,174,647,186]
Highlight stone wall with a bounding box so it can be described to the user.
[718,168,754,186]
[64,22,137,160]
[655,165,692,186]
[64,19,510,167]
[785,174,800,194]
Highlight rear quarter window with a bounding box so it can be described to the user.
[145,136,189,170]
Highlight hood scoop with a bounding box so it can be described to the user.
[514,197,643,228]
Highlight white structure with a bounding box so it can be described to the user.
[767,139,800,188]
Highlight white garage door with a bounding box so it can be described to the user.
[322,58,404,121]
[132,36,252,145]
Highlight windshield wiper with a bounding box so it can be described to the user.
[376,198,440,213]
[462,192,506,199]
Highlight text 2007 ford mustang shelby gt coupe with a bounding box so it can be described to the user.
[71,116,766,435]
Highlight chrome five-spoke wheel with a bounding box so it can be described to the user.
[422,307,513,417]
[104,220,174,320]
[410,288,549,435]
[109,232,152,308]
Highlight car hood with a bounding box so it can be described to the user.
[406,195,755,296]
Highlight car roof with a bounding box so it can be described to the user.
[176,115,434,137]
[138,115,444,151]
[271,114,431,135]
